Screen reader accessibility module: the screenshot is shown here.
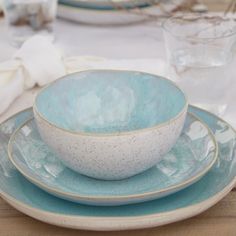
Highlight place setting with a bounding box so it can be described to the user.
[0,1,236,233]
[0,67,235,230]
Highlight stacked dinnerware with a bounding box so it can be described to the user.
[1,70,236,230]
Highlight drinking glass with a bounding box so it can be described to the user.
[162,14,236,116]
[3,0,57,47]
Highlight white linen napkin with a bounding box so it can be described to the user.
[0,36,66,114]
[0,35,167,115]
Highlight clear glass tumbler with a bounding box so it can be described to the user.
[162,14,236,116]
[3,0,57,47]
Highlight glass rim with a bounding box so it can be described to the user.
[162,13,236,40]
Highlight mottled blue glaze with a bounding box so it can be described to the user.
[35,70,186,133]
[0,106,235,219]
[8,113,217,206]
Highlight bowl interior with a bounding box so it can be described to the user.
[35,70,186,133]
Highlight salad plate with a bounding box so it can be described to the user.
[8,113,217,206]
[0,106,235,230]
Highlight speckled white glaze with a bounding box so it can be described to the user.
[34,107,187,180]
[33,70,188,180]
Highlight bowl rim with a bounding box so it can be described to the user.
[7,112,218,203]
[33,69,188,137]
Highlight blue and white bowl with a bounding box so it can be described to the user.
[33,70,188,180]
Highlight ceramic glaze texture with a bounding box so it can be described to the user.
[34,70,187,180]
[8,113,217,206]
[35,71,186,133]
[0,107,235,230]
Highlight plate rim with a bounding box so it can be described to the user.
[1,179,235,231]
[7,112,218,204]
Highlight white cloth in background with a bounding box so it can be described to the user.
[65,56,167,75]
[0,36,66,114]
[0,35,167,115]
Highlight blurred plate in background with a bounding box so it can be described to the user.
[59,0,157,10]
[57,0,185,25]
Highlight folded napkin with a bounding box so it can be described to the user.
[0,36,66,114]
[0,35,167,115]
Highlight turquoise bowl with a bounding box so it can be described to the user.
[33,70,188,180]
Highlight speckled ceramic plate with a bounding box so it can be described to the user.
[8,113,217,206]
[0,106,235,230]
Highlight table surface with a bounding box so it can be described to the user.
[1,3,236,235]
